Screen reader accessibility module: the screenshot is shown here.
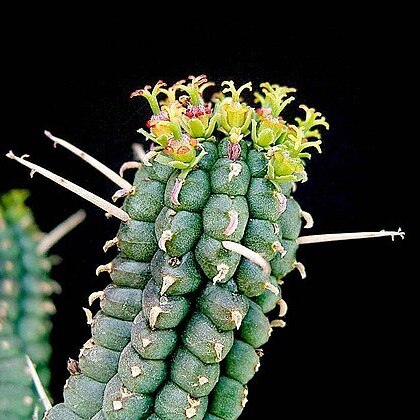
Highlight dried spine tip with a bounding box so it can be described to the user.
[160,275,177,295]
[168,256,181,267]
[264,282,280,296]
[272,240,287,257]
[231,310,244,329]
[131,366,142,377]
[88,291,105,306]
[228,162,242,182]
[121,386,133,398]
[113,400,123,411]
[78,339,95,358]
[213,263,230,284]
[293,262,307,279]
[158,230,173,252]
[119,161,141,177]
[44,130,133,190]
[271,319,287,328]
[198,376,209,386]
[103,237,119,252]
[213,342,224,362]
[255,349,264,357]
[300,209,314,228]
[112,187,134,202]
[67,358,81,375]
[42,301,56,314]
[185,396,201,418]
[149,306,165,329]
[274,191,287,213]
[170,178,185,205]
[25,355,52,410]
[224,210,239,236]
[6,151,131,222]
[37,209,86,254]
[82,307,93,325]
[132,142,147,162]
[96,262,113,276]
[298,228,405,245]
[241,388,249,408]
[222,241,271,274]
[185,406,197,418]
[143,150,158,166]
[141,338,152,348]
[278,299,288,317]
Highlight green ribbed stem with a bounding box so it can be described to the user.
[0,190,59,419]
[45,140,303,420]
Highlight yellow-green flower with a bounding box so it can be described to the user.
[267,145,307,187]
[271,147,305,177]
[163,135,198,163]
[254,83,296,118]
[180,104,220,139]
[218,81,253,135]
[146,111,172,138]
[295,105,330,139]
[251,115,287,149]
[130,80,166,115]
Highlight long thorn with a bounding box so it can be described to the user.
[25,355,52,411]
[37,209,86,254]
[222,241,271,274]
[44,130,132,190]
[298,229,405,245]
[6,151,130,222]
[119,161,141,177]
[132,142,147,162]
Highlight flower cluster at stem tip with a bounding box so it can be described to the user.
[131,75,329,187]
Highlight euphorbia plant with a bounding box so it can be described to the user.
[7,75,403,419]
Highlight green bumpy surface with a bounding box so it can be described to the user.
[45,78,327,419]
[45,147,301,420]
[0,190,59,419]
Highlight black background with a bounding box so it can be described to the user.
[1,13,415,419]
